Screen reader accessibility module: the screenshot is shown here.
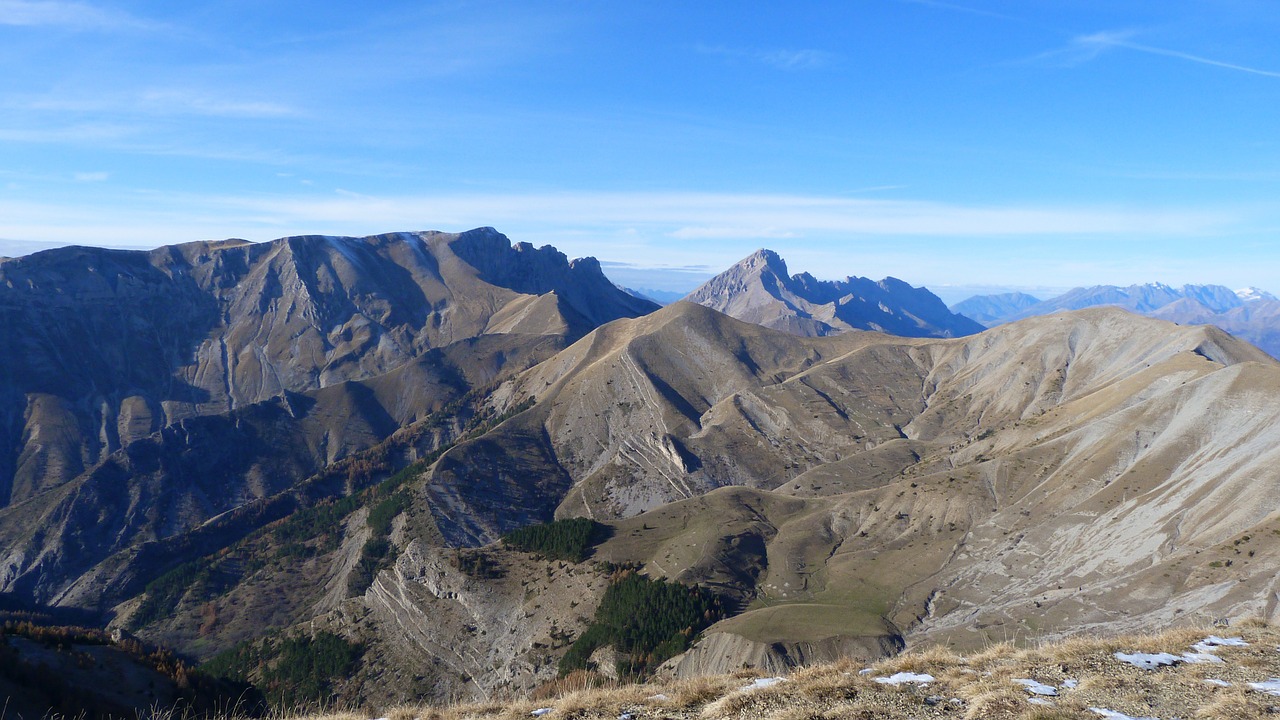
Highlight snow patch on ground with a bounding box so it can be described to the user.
[1191,636,1247,655]
[874,672,935,685]
[1249,678,1280,695]
[1089,708,1160,720]
[1114,651,1181,670]
[1179,651,1224,664]
[741,677,786,691]
[1013,678,1058,696]
[1204,678,1232,687]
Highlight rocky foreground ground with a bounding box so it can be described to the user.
[294,621,1280,720]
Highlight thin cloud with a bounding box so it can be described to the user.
[895,0,1018,22]
[72,171,108,182]
[696,44,834,70]
[0,191,1251,261]
[670,226,797,240]
[62,191,1241,239]
[0,0,164,31]
[0,123,137,143]
[19,90,299,119]
[137,90,298,119]
[1078,31,1280,79]
[758,49,834,70]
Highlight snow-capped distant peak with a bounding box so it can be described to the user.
[1236,287,1277,303]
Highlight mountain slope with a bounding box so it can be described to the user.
[684,249,983,338]
[396,304,1280,675]
[113,301,1280,707]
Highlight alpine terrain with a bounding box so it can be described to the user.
[2,232,1280,717]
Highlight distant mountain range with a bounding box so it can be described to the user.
[952,283,1280,357]
[684,248,983,338]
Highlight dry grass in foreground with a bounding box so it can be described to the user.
[299,621,1280,720]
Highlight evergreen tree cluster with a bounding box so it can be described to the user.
[346,491,412,594]
[202,631,361,710]
[559,570,725,678]
[501,517,611,563]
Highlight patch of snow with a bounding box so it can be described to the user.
[1237,287,1277,302]
[1013,678,1058,696]
[1204,678,1232,687]
[645,694,668,702]
[1248,678,1280,696]
[1028,697,1055,706]
[1197,635,1248,648]
[1088,708,1160,720]
[858,668,873,675]
[741,676,786,691]
[618,714,635,720]
[1181,651,1225,664]
[874,672,935,685]
[1063,679,1079,689]
[531,709,553,717]
[1114,651,1181,670]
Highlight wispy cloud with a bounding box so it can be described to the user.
[137,90,298,118]
[0,0,163,31]
[696,44,835,70]
[0,191,1271,288]
[0,123,137,143]
[1077,31,1280,78]
[669,226,797,240]
[17,89,299,119]
[895,0,1018,22]
[0,191,1239,251]
[1039,30,1280,78]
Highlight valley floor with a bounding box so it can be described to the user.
[296,621,1280,720]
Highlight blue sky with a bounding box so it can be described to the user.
[2,1,1280,296]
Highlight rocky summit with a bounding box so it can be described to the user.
[685,248,984,338]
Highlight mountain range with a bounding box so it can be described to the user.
[3,232,1280,714]
[953,283,1280,357]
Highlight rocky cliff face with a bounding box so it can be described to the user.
[684,249,983,338]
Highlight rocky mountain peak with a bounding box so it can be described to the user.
[684,248,982,339]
